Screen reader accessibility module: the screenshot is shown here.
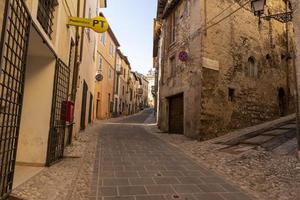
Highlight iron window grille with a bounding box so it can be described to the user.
[37,0,57,39]
[0,0,31,198]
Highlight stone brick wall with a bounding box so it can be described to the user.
[199,0,295,139]
[158,0,295,139]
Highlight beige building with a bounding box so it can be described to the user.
[0,0,104,198]
[94,25,120,120]
[146,69,156,108]
[136,72,149,109]
[114,50,131,116]
[154,0,294,139]
[127,72,136,115]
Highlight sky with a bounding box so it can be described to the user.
[103,0,157,75]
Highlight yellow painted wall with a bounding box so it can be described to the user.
[16,55,56,165]
[118,57,130,115]
[94,30,118,119]
[73,0,98,134]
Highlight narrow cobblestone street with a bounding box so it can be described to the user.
[89,110,254,200]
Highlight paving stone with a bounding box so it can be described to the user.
[172,184,202,193]
[145,185,175,194]
[103,197,135,200]
[135,195,166,200]
[118,186,147,195]
[129,178,155,185]
[100,171,115,178]
[177,177,203,184]
[221,192,253,200]
[159,171,185,177]
[102,178,130,186]
[86,111,254,199]
[115,171,139,178]
[197,184,226,193]
[193,193,225,200]
[138,171,160,177]
[165,194,197,200]
[182,171,206,177]
[98,187,117,196]
[153,177,180,184]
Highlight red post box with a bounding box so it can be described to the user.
[61,101,74,123]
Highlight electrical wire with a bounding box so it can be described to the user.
[201,0,252,32]
[205,2,237,26]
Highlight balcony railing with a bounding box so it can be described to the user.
[37,0,57,39]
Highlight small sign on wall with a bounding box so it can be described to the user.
[179,51,188,62]
[203,57,220,71]
[68,16,109,33]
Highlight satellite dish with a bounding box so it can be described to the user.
[95,73,103,81]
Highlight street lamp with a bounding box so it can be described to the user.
[250,0,293,23]
[251,0,266,16]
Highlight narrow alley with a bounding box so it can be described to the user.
[89,110,253,200]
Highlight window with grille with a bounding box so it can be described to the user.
[37,0,57,39]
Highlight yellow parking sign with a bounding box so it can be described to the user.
[68,16,109,33]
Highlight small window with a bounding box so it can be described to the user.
[247,57,258,78]
[98,56,103,73]
[108,68,112,79]
[184,0,190,17]
[109,43,115,56]
[228,88,235,102]
[100,33,106,45]
[266,54,271,60]
[169,11,177,44]
[169,56,176,76]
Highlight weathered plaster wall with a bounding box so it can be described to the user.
[158,0,203,138]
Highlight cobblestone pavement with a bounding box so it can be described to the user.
[89,110,254,200]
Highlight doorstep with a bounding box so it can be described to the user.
[13,165,44,189]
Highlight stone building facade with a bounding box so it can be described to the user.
[113,50,131,116]
[146,69,156,108]
[154,0,295,139]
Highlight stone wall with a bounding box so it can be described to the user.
[158,0,203,138]
[158,0,295,139]
[199,0,295,139]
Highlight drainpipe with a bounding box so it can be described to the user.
[69,0,85,141]
[71,0,81,102]
[80,0,87,62]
